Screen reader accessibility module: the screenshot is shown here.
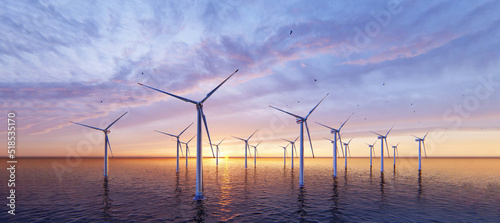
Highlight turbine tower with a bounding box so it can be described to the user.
[316,113,353,177]
[280,144,289,167]
[155,122,193,173]
[366,140,377,168]
[391,143,400,169]
[233,129,258,169]
[70,111,128,177]
[412,132,428,171]
[211,138,225,166]
[270,93,329,187]
[180,135,196,168]
[343,138,353,168]
[138,69,239,200]
[250,141,263,167]
[281,137,299,169]
[371,125,394,173]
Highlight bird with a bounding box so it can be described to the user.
[298,101,300,103]
[142,72,143,75]
[100,101,103,103]
[314,79,317,82]
[411,103,413,105]
[290,30,293,35]
[357,104,359,106]
[383,83,385,85]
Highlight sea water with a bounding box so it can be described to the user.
[1,157,499,222]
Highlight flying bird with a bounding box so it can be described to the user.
[314,79,317,82]
[290,30,293,35]
[100,101,103,103]
[142,72,143,75]
[383,83,386,85]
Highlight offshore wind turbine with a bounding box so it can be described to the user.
[412,132,428,171]
[211,138,225,166]
[138,69,239,200]
[270,93,329,187]
[155,122,193,173]
[391,143,400,168]
[280,144,289,167]
[316,113,353,177]
[233,129,258,169]
[250,141,263,167]
[180,135,196,168]
[366,140,377,168]
[371,125,394,173]
[281,137,299,169]
[343,138,353,168]
[70,111,127,177]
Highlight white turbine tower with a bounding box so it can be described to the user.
[366,140,377,168]
[343,138,353,168]
[391,142,400,169]
[316,113,353,177]
[180,135,196,168]
[412,132,428,171]
[371,125,394,173]
[211,138,225,166]
[233,129,258,169]
[138,69,239,200]
[270,93,329,187]
[280,144,289,167]
[281,137,299,169]
[155,122,193,173]
[70,111,128,177]
[250,141,263,167]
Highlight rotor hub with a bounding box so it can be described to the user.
[296,118,304,124]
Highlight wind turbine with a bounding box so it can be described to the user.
[281,137,299,169]
[233,129,258,169]
[180,135,196,168]
[138,69,239,200]
[280,144,289,167]
[366,140,377,168]
[316,113,353,177]
[412,132,428,171]
[250,141,263,167]
[155,122,193,173]
[343,138,353,168]
[270,93,329,187]
[211,138,225,166]
[371,125,394,173]
[391,143,400,169]
[70,111,128,177]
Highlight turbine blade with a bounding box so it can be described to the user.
[155,130,177,138]
[180,143,184,157]
[348,147,351,157]
[323,137,333,142]
[423,131,430,140]
[106,134,114,158]
[410,134,421,140]
[347,138,353,145]
[339,112,354,131]
[105,111,128,130]
[281,138,293,143]
[187,135,196,144]
[385,139,390,158]
[305,121,315,158]
[255,140,262,147]
[338,133,345,157]
[247,129,259,140]
[232,136,246,141]
[396,142,400,147]
[71,121,105,131]
[396,148,399,157]
[187,146,191,157]
[269,105,303,119]
[201,109,215,158]
[423,142,427,158]
[372,140,378,146]
[179,122,194,137]
[306,93,329,119]
[138,83,197,104]
[316,122,335,130]
[293,136,299,143]
[218,138,225,146]
[370,131,383,137]
[202,69,239,103]
[385,124,395,137]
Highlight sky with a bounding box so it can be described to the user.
[1,0,500,158]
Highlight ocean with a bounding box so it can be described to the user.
[1,157,499,222]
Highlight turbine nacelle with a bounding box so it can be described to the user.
[377,136,385,139]
[296,118,304,124]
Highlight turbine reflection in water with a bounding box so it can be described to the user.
[101,177,112,221]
